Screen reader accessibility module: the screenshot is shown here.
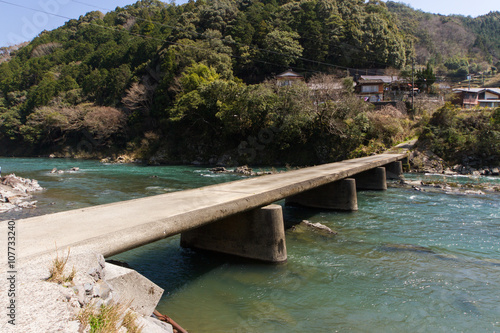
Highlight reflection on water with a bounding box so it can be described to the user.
[2,158,500,332]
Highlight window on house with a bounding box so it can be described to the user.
[361,85,378,93]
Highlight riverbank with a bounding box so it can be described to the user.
[0,174,43,213]
[0,249,173,332]
[408,148,500,177]
[396,177,500,195]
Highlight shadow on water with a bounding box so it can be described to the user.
[109,201,345,300]
[282,201,357,230]
[109,235,285,297]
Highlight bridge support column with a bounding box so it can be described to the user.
[180,204,287,263]
[354,167,387,190]
[385,161,403,180]
[285,178,358,211]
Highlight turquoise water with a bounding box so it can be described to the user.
[2,158,500,332]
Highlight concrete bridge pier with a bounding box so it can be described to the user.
[354,167,387,190]
[180,204,287,263]
[385,161,404,180]
[285,178,358,211]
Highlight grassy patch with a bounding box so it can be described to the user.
[77,301,143,333]
[47,248,76,285]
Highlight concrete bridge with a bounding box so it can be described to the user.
[11,153,406,263]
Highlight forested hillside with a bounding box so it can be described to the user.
[0,0,498,165]
[387,2,500,81]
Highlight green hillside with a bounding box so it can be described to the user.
[0,0,498,164]
[387,2,500,82]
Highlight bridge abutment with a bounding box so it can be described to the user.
[180,204,287,263]
[385,161,403,180]
[285,178,358,211]
[354,167,387,190]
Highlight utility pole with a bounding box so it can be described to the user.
[467,61,471,91]
[411,58,415,112]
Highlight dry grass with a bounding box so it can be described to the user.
[77,301,143,333]
[47,248,76,285]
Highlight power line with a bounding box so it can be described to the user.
[0,0,79,21]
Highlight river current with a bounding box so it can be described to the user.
[1,157,499,332]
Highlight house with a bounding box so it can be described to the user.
[276,69,304,87]
[453,88,500,108]
[355,75,404,102]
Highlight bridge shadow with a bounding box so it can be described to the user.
[108,201,356,296]
[281,201,356,229]
[108,235,285,296]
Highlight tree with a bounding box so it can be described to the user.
[263,30,303,69]
[416,62,436,92]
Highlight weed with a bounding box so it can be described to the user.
[77,301,143,333]
[47,248,76,285]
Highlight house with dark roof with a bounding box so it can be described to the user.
[355,75,406,102]
[276,69,304,87]
[453,88,500,108]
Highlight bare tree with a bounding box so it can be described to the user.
[122,82,153,115]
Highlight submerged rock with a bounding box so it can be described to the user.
[395,178,499,195]
[100,155,140,164]
[208,165,273,177]
[380,243,435,254]
[292,220,338,235]
[210,166,227,173]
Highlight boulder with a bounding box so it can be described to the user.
[234,165,252,175]
[210,167,227,173]
[409,149,445,173]
[137,316,174,333]
[0,174,43,212]
[300,220,337,235]
[3,174,43,193]
[464,190,485,195]
[104,263,164,317]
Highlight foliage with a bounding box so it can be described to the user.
[46,248,76,285]
[77,301,142,333]
[19,104,126,151]
[2,0,495,164]
[419,104,500,166]
[415,62,436,92]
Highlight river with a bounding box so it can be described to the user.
[1,157,499,332]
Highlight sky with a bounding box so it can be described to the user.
[1,0,500,47]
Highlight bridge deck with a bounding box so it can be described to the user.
[7,153,405,261]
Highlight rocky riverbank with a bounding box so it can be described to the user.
[0,250,174,333]
[0,174,43,213]
[408,148,500,177]
[394,178,499,195]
